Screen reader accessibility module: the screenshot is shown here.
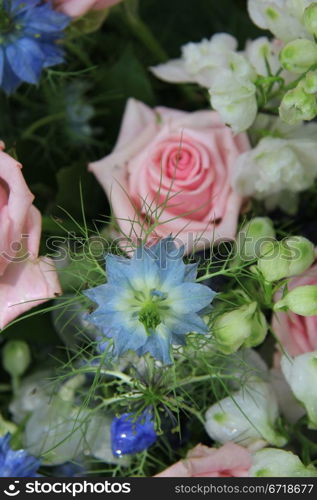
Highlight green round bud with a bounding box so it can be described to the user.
[243,309,268,348]
[257,236,315,282]
[274,285,317,316]
[2,340,31,378]
[279,87,317,125]
[236,217,276,262]
[280,39,317,74]
[213,302,267,354]
[301,70,317,94]
[303,3,317,36]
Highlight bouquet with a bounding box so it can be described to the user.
[1,0,317,479]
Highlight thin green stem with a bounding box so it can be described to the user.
[23,112,65,138]
[123,5,167,62]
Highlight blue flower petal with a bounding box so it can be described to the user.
[0,0,69,94]
[6,38,44,84]
[169,282,216,314]
[38,42,65,68]
[167,313,208,335]
[0,434,40,477]
[138,324,172,364]
[10,0,39,14]
[111,412,156,456]
[112,323,148,356]
[1,53,22,94]
[184,262,198,282]
[105,254,133,285]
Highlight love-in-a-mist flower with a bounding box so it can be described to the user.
[0,434,40,477]
[0,0,70,94]
[84,238,215,364]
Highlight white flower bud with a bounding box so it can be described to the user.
[303,3,317,36]
[250,448,317,477]
[274,285,317,316]
[205,381,287,449]
[281,352,317,429]
[257,236,315,282]
[213,302,267,354]
[279,86,317,125]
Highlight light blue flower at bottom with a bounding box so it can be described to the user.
[84,238,215,364]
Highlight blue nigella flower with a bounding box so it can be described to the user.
[111,412,157,456]
[0,434,41,477]
[84,237,216,364]
[0,0,70,94]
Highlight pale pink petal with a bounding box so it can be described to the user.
[0,257,62,329]
[53,0,122,17]
[114,98,157,152]
[155,460,190,477]
[155,443,252,478]
[0,151,34,276]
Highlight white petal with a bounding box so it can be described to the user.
[150,59,192,84]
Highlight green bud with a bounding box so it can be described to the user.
[2,341,31,378]
[274,285,317,316]
[279,87,317,125]
[303,3,317,37]
[301,70,317,94]
[280,39,317,74]
[235,217,276,263]
[257,236,315,282]
[243,309,268,348]
[213,302,267,354]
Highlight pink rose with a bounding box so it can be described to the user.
[52,0,122,17]
[0,144,61,329]
[155,442,252,477]
[272,260,317,356]
[89,99,249,252]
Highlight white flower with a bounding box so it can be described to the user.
[232,129,317,210]
[281,351,317,428]
[208,65,257,133]
[150,33,238,88]
[245,37,282,76]
[270,368,306,424]
[205,381,286,450]
[247,0,312,42]
[250,448,317,477]
[151,34,258,133]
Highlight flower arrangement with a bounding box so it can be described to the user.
[1,0,317,479]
